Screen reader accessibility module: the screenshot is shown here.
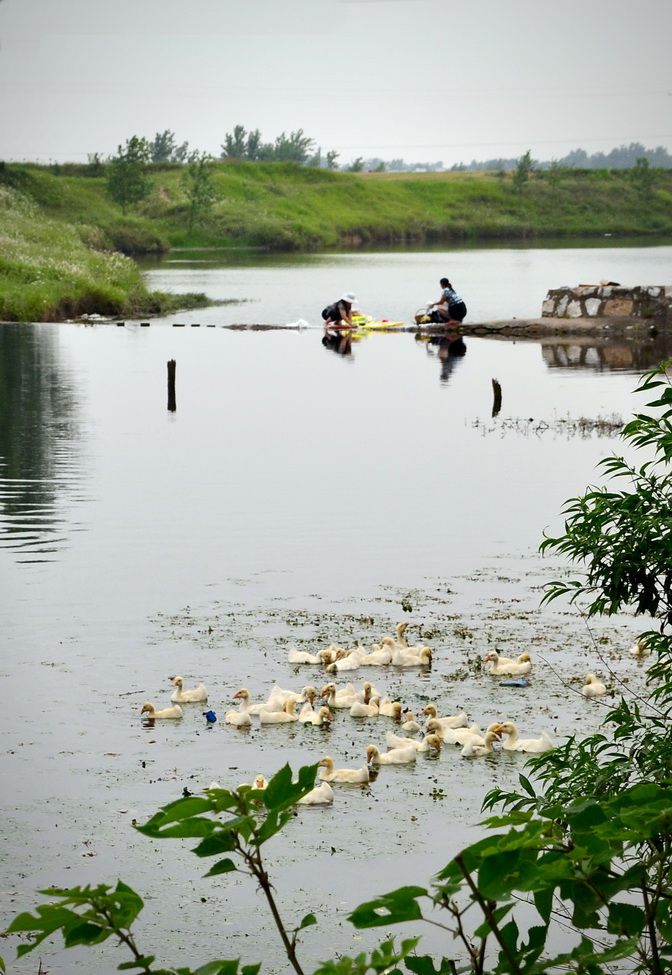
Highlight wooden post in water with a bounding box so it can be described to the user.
[167,359,177,412]
[492,378,502,418]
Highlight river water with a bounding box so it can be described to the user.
[0,242,668,973]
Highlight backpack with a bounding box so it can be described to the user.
[321,302,339,321]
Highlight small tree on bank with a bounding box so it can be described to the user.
[106,136,151,214]
[512,149,535,192]
[181,152,218,232]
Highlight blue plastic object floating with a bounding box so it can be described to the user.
[203,710,217,722]
[500,680,529,688]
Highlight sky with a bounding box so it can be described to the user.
[1,0,671,168]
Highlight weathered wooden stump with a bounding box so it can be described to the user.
[167,359,176,412]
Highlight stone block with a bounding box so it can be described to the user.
[567,300,584,318]
[603,298,634,316]
[585,298,601,316]
[541,299,555,316]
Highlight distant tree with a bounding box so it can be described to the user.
[221,124,249,160]
[348,157,365,172]
[221,125,315,164]
[181,152,218,232]
[512,149,535,192]
[245,129,262,161]
[106,136,151,214]
[326,150,339,170]
[371,161,385,172]
[545,158,568,189]
[308,147,322,168]
[269,129,314,163]
[631,156,655,199]
[86,153,104,176]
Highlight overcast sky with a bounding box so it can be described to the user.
[1,0,671,167]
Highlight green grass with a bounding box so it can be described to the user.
[0,183,209,322]
[2,160,671,321]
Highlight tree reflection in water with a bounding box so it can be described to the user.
[0,324,84,562]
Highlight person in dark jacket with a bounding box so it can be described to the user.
[321,292,358,328]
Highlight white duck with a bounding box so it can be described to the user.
[426,718,489,747]
[483,652,532,676]
[421,704,469,730]
[401,711,421,733]
[318,756,369,784]
[385,730,442,754]
[496,721,554,754]
[358,645,394,666]
[299,705,334,726]
[231,687,279,716]
[287,647,336,665]
[378,698,403,719]
[238,774,268,792]
[390,622,410,648]
[141,701,183,719]
[392,646,432,667]
[320,682,361,709]
[170,677,208,703]
[262,685,317,714]
[482,650,517,672]
[326,650,362,673]
[349,697,380,718]
[366,742,417,765]
[296,781,334,805]
[259,700,299,724]
[461,728,501,758]
[582,673,607,698]
[225,690,253,727]
[628,639,651,658]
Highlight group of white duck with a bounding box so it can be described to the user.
[484,649,611,699]
[139,624,644,807]
[288,623,433,671]
[140,675,209,720]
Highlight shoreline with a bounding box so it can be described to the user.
[0,316,662,337]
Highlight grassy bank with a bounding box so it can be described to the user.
[0,181,209,322]
[11,160,672,251]
[1,160,671,321]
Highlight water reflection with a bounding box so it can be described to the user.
[540,332,672,372]
[321,327,354,356]
[416,332,468,383]
[0,324,85,562]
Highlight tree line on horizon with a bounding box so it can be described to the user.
[90,128,672,175]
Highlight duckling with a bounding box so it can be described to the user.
[141,701,183,720]
[582,673,607,698]
[483,652,532,676]
[496,721,554,754]
[318,756,369,784]
[259,699,299,724]
[170,677,208,703]
[299,705,333,726]
[366,742,417,765]
[461,728,501,758]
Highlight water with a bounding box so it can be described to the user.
[137,239,672,325]
[0,244,666,973]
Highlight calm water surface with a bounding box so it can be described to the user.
[0,245,668,972]
[138,239,672,324]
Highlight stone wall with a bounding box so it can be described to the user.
[542,285,672,325]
